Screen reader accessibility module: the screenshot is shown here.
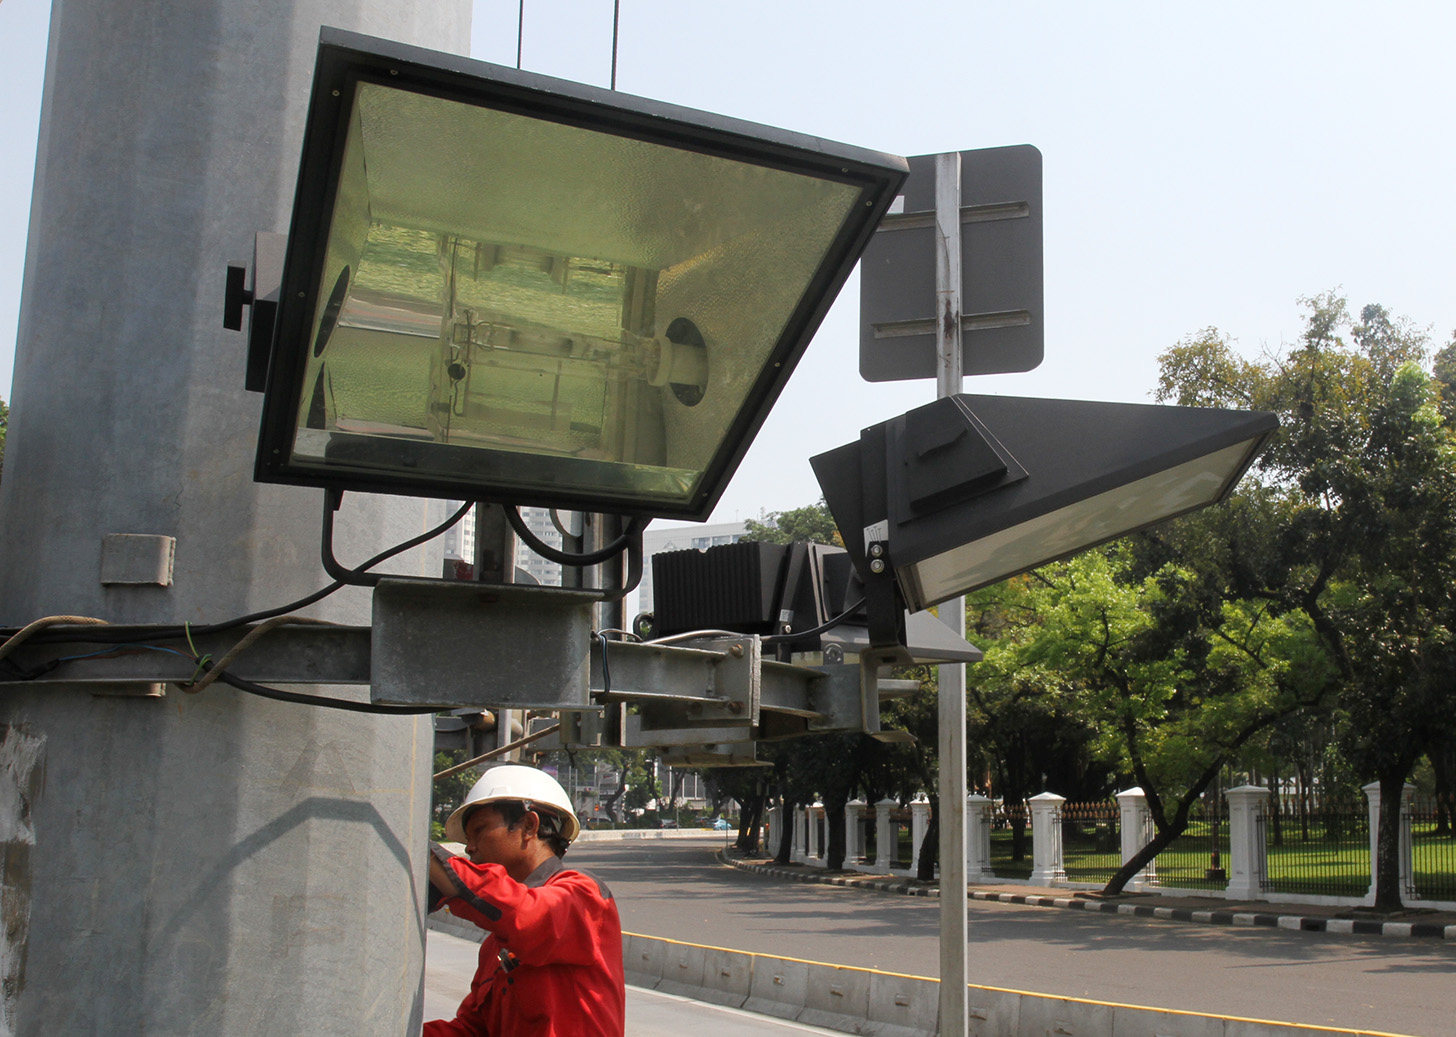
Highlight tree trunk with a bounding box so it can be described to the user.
[775,803,794,863]
[916,795,939,882]
[1100,820,1184,895]
[1371,770,1407,912]
[736,790,765,854]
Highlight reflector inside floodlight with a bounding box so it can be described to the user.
[255,31,906,518]
[901,439,1262,609]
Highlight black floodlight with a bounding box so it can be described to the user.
[649,540,981,664]
[811,394,1277,625]
[252,28,907,519]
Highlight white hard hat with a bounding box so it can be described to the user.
[445,764,580,844]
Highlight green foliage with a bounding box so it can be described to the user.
[0,394,8,485]
[431,751,478,842]
[1154,293,1456,908]
[741,500,840,546]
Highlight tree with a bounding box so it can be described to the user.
[0,394,8,486]
[1156,295,1456,910]
[1006,541,1328,894]
[741,500,840,546]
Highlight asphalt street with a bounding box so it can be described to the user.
[556,835,1455,1037]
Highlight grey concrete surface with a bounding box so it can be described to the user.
[562,835,1455,1037]
[0,3,466,1034]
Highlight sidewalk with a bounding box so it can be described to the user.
[720,848,1456,940]
[425,928,848,1036]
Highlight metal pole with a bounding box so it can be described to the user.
[934,150,969,1037]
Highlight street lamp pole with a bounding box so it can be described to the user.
[934,150,970,1037]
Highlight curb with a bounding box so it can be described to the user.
[718,850,1456,942]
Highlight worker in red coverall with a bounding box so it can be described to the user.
[424,764,625,1037]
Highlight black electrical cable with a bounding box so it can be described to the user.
[205,665,443,714]
[504,507,649,567]
[760,597,868,644]
[7,499,474,647]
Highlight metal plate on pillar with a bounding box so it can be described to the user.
[371,577,593,707]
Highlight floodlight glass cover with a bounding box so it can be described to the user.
[255,29,907,518]
[811,394,1278,615]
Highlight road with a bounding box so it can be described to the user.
[559,835,1454,1036]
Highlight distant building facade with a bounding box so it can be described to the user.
[443,503,564,585]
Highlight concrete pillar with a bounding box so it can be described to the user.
[1115,787,1156,891]
[1224,785,1271,900]
[0,4,469,1034]
[1028,792,1066,885]
[966,793,996,882]
[875,798,896,872]
[764,806,779,855]
[1363,781,1416,902]
[845,799,866,862]
[791,807,806,863]
[910,797,931,875]
[806,802,824,864]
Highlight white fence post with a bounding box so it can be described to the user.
[1029,792,1066,885]
[1224,785,1270,900]
[764,805,778,855]
[1115,787,1156,890]
[966,793,996,882]
[875,798,896,872]
[910,798,931,876]
[845,799,866,864]
[807,802,824,865]
[792,806,806,863]
[1363,781,1417,902]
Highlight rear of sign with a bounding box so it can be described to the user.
[859,145,1043,382]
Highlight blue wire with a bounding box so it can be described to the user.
[54,643,196,663]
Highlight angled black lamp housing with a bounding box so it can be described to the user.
[811,394,1278,635]
[249,28,907,519]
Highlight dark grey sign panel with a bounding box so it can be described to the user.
[860,145,1043,382]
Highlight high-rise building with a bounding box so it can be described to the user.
[443,504,564,585]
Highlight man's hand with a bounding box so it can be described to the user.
[428,842,459,896]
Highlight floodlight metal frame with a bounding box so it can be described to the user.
[253,27,908,520]
[812,393,1279,630]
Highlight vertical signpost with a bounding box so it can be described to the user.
[860,145,1043,1037]
[934,150,970,1037]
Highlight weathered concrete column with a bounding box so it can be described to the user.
[875,798,896,872]
[0,4,470,1034]
[791,807,807,862]
[1116,787,1156,891]
[764,806,779,855]
[1224,785,1271,900]
[910,797,931,875]
[806,802,825,865]
[845,799,866,862]
[1029,792,1067,885]
[1363,781,1416,903]
[966,793,996,882]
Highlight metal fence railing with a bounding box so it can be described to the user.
[988,803,1031,879]
[1259,795,1369,898]
[1060,800,1121,884]
[893,814,914,868]
[1148,799,1229,891]
[1410,794,1456,902]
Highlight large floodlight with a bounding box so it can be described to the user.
[811,394,1277,627]
[250,28,906,519]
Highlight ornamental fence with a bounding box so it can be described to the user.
[764,782,1455,909]
[1411,794,1456,901]
[1258,793,1368,899]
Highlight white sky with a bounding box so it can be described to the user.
[2,0,1454,527]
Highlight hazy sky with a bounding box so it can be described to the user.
[3,1,1453,527]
